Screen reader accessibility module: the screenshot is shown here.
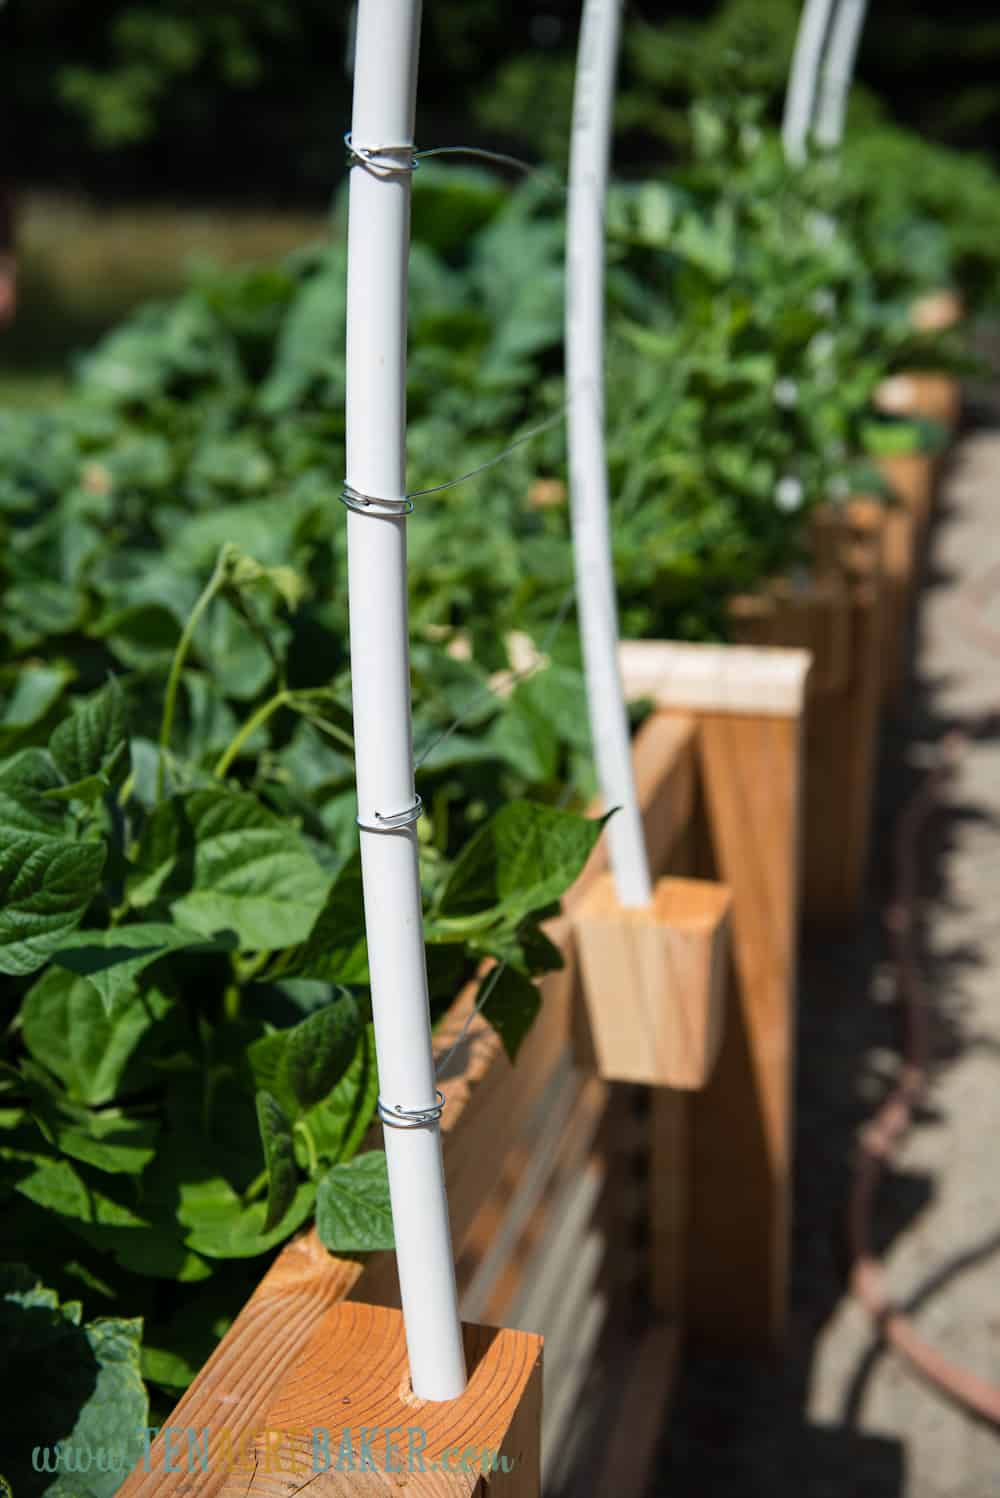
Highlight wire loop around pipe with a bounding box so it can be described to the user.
[356,795,423,833]
[345,133,558,186]
[377,1090,446,1129]
[341,483,414,518]
[344,133,418,175]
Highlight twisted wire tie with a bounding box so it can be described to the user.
[376,1090,446,1129]
[355,795,423,834]
[344,135,418,175]
[344,134,554,184]
[340,483,414,518]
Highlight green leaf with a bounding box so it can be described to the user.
[489,686,560,782]
[22,967,174,1106]
[0,664,72,751]
[436,800,605,927]
[168,492,319,572]
[49,676,129,791]
[269,850,368,983]
[178,1176,316,1259]
[0,1270,148,1497]
[95,600,183,672]
[284,995,363,1111]
[7,1155,147,1228]
[96,1068,315,1267]
[485,923,565,977]
[19,1069,161,1175]
[0,835,106,977]
[128,787,332,952]
[295,1023,379,1169]
[316,1150,395,1254]
[259,257,348,415]
[0,747,66,831]
[49,922,227,1014]
[53,1315,148,1497]
[477,964,542,1062]
[139,1280,241,1394]
[0,749,108,974]
[43,770,119,806]
[47,1115,160,1177]
[249,995,363,1122]
[516,664,592,753]
[255,1090,299,1233]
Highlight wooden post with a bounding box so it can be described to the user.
[619,642,808,1348]
[910,287,964,332]
[803,500,886,922]
[877,498,916,703]
[874,369,961,435]
[648,1089,691,1320]
[215,1304,542,1495]
[873,452,934,543]
[728,577,850,697]
[572,874,731,1087]
[725,591,776,651]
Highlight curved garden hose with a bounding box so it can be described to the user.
[847,563,1000,1424]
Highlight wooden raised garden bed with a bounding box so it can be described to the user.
[725,356,959,926]
[120,644,808,1497]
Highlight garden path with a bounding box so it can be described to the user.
[652,400,1000,1497]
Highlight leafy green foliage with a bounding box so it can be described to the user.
[477,964,543,1065]
[316,1151,395,1255]
[21,971,174,1106]
[0,837,107,978]
[0,1266,148,1497]
[0,57,995,1477]
[436,799,604,928]
[0,445,600,1461]
[247,994,362,1122]
[254,1091,297,1234]
[49,924,220,1014]
[0,765,108,980]
[48,679,129,799]
[128,788,333,950]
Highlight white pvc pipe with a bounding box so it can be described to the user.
[566,0,652,908]
[813,0,868,148]
[345,0,466,1402]
[782,0,836,165]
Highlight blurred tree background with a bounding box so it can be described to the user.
[9,0,1000,203]
[4,0,1000,398]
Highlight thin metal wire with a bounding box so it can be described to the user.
[408,406,568,502]
[340,483,414,518]
[377,1089,446,1128]
[415,145,567,195]
[432,770,581,1081]
[344,135,566,192]
[356,796,423,833]
[434,961,507,1080]
[414,582,577,770]
[345,399,570,835]
[342,410,567,525]
[344,134,418,175]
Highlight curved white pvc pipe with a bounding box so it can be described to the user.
[566,0,652,908]
[813,0,868,148]
[782,0,837,165]
[345,0,466,1402]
